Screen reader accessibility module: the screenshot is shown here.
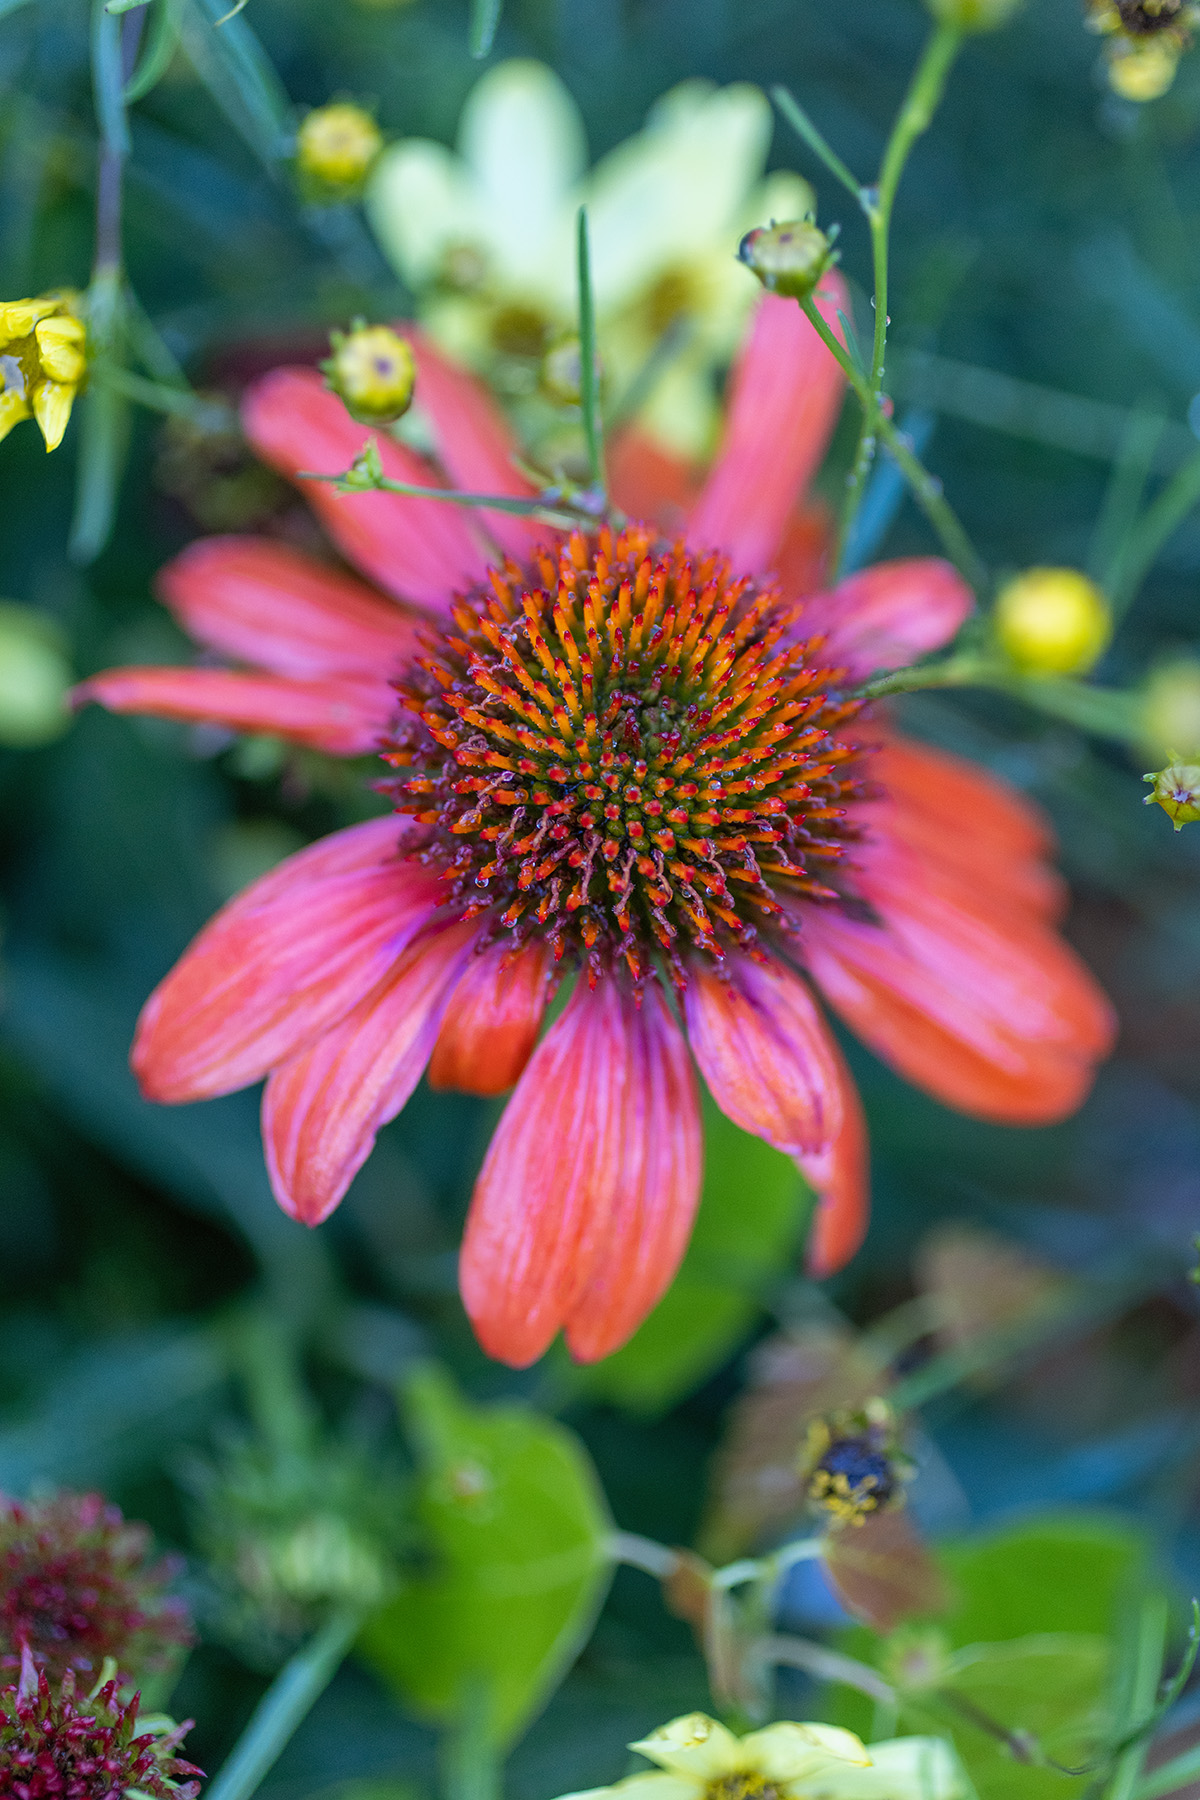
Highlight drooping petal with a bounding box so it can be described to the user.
[427,939,551,1095]
[798,559,973,679]
[73,666,394,755]
[459,978,702,1368]
[687,280,848,574]
[242,367,487,609]
[262,917,479,1225]
[156,536,417,680]
[741,1722,871,1782]
[796,1038,869,1279]
[683,958,842,1156]
[802,847,1116,1125]
[608,427,698,533]
[404,327,544,558]
[132,819,443,1102]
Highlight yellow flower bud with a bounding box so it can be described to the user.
[0,602,72,745]
[993,568,1111,677]
[296,103,383,195]
[322,323,415,426]
[924,0,1024,29]
[1106,32,1183,96]
[1142,659,1200,757]
[1144,761,1200,829]
[736,220,837,303]
[0,290,85,453]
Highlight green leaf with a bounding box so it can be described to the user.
[575,1096,811,1415]
[939,1516,1148,1646]
[933,1634,1112,1800]
[357,1365,612,1749]
[125,0,186,103]
[469,0,501,57]
[179,0,289,168]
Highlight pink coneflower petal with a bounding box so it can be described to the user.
[405,328,544,559]
[157,536,418,680]
[262,917,479,1226]
[427,940,551,1096]
[608,427,698,535]
[242,367,488,610]
[687,281,848,574]
[460,978,702,1368]
[683,957,843,1157]
[799,558,973,679]
[132,819,444,1103]
[797,1036,869,1278]
[803,842,1116,1124]
[73,666,394,755]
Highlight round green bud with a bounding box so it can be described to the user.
[295,102,382,195]
[1144,762,1200,830]
[1141,658,1200,757]
[923,0,1024,28]
[736,220,836,303]
[993,568,1111,677]
[0,602,71,746]
[322,323,415,427]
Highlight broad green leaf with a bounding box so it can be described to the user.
[575,1096,811,1415]
[939,1516,1148,1646]
[358,1365,612,1748]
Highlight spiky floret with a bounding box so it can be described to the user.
[383,524,866,985]
[0,1492,192,1684]
[0,1654,202,1800]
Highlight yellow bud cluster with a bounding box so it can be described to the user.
[993,568,1111,677]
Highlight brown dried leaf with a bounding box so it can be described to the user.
[916,1224,1068,1383]
[823,1507,952,1633]
[697,1323,888,1563]
[663,1551,714,1632]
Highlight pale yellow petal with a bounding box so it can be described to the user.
[31,377,77,451]
[556,1777,698,1800]
[629,1714,741,1780]
[744,169,818,232]
[365,139,486,287]
[742,1723,872,1785]
[35,316,87,384]
[459,59,584,289]
[838,1739,965,1800]
[0,297,59,342]
[0,388,31,442]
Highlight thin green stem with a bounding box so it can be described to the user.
[1134,1743,1200,1800]
[837,23,962,569]
[203,1609,363,1800]
[92,360,229,426]
[770,87,864,204]
[300,466,590,529]
[858,652,1145,744]
[442,1679,501,1800]
[1107,445,1200,616]
[801,298,985,587]
[576,206,605,499]
[1106,1597,1170,1800]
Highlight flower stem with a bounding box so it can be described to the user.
[442,1679,502,1800]
[576,205,606,503]
[857,651,1146,744]
[801,298,986,589]
[203,1609,363,1800]
[1105,444,1200,617]
[839,23,963,569]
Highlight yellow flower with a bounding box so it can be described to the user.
[365,62,815,457]
[555,1715,963,1800]
[322,322,416,425]
[1084,0,1199,100]
[296,103,383,195]
[993,568,1111,677]
[0,292,86,453]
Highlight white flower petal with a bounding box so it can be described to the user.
[366,140,484,286]
[557,1778,696,1800]
[836,1739,966,1800]
[742,1723,872,1783]
[629,1713,743,1779]
[459,59,585,287]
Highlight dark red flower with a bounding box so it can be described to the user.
[0,1494,192,1685]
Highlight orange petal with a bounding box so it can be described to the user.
[157,536,417,680]
[684,957,842,1156]
[687,280,848,574]
[74,666,394,755]
[798,1037,869,1278]
[263,917,479,1225]
[608,427,699,534]
[459,979,702,1368]
[404,326,545,560]
[242,367,487,610]
[775,500,835,601]
[427,939,551,1095]
[799,558,973,678]
[132,819,443,1102]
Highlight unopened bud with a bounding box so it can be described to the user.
[296,102,382,195]
[0,602,72,746]
[323,324,415,426]
[737,220,837,303]
[994,568,1111,677]
[1144,761,1200,829]
[924,0,1024,27]
[1142,658,1200,757]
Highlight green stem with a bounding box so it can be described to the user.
[858,652,1145,744]
[770,87,864,204]
[203,1609,363,1800]
[838,23,963,569]
[801,298,985,588]
[1107,445,1200,616]
[300,464,598,529]
[576,205,606,500]
[1106,1598,1170,1800]
[92,360,229,426]
[442,1679,501,1800]
[1133,1743,1200,1800]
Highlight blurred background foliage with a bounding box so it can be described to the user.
[5,0,1200,1797]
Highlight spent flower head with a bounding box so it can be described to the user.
[322,323,416,426]
[737,221,837,304]
[0,1650,202,1800]
[296,102,383,196]
[554,1712,964,1800]
[0,293,86,453]
[993,568,1111,677]
[0,1492,191,1686]
[798,1399,912,1527]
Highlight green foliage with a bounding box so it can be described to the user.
[575,1096,811,1414]
[357,1365,613,1749]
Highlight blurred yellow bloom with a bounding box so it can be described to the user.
[0,292,86,453]
[994,568,1111,676]
[1142,658,1200,757]
[296,102,383,195]
[1085,0,1199,100]
[366,62,814,457]
[553,1714,964,1800]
